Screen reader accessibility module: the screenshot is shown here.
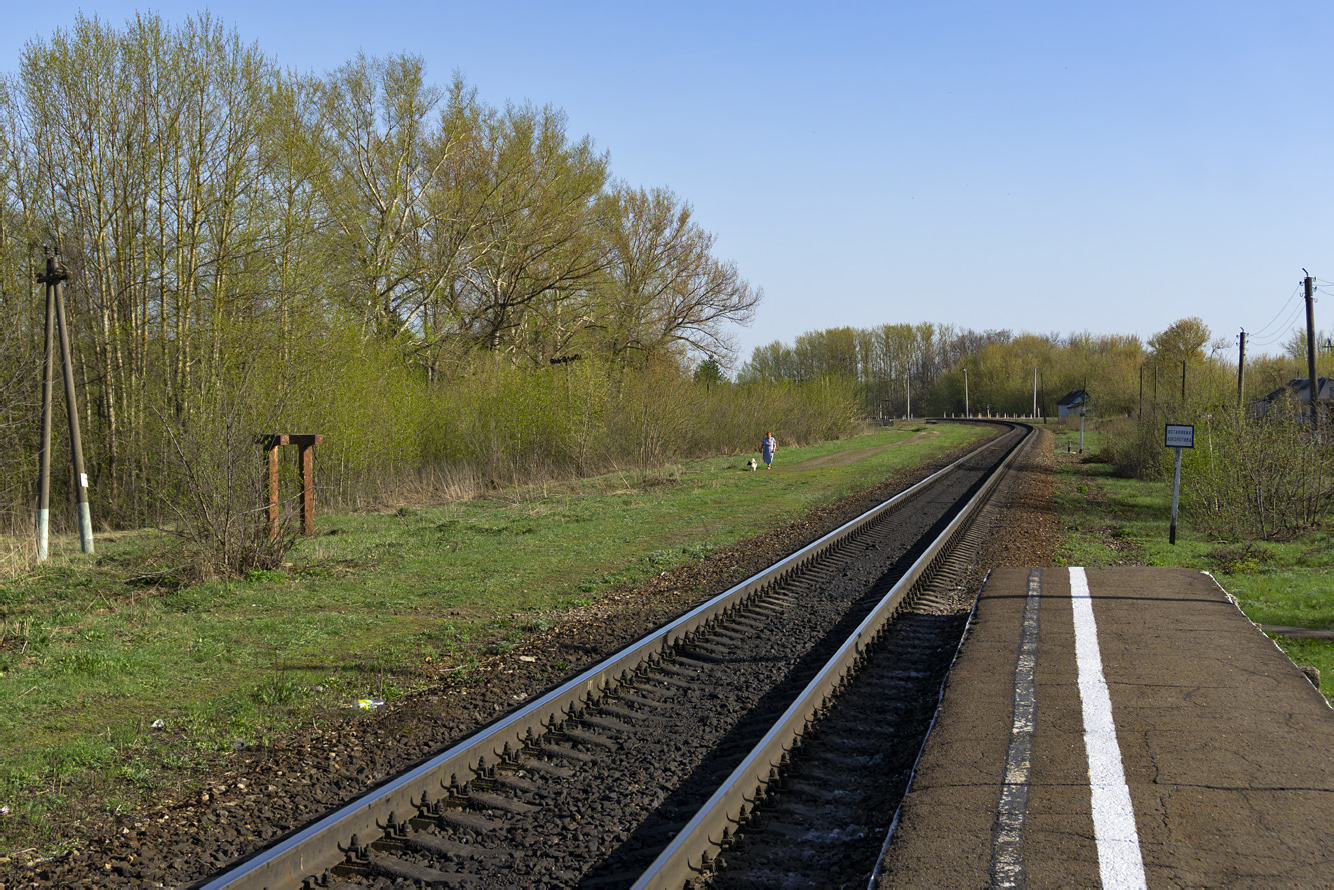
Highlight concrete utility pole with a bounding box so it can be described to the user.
[1032,368,1038,418]
[905,372,911,420]
[1237,329,1246,406]
[37,248,94,557]
[1304,273,1318,428]
[963,368,970,418]
[37,253,56,561]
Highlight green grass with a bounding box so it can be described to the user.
[1054,423,1334,701]
[0,422,988,846]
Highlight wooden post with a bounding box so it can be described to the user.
[299,441,316,536]
[268,442,281,538]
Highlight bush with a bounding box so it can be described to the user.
[154,382,298,582]
[1100,418,1170,482]
[1183,401,1334,540]
[1104,399,1334,541]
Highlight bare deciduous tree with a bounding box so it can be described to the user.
[594,185,759,366]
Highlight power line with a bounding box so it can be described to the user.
[1250,325,1302,348]
[1249,301,1306,347]
[1248,284,1302,337]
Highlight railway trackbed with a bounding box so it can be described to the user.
[185,420,1034,890]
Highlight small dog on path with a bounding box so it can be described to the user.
[747,458,758,471]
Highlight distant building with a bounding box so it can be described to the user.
[1250,377,1333,422]
[1056,389,1089,419]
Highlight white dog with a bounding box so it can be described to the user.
[747,458,758,471]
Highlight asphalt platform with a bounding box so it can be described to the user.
[876,566,1334,888]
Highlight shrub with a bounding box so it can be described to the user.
[1182,402,1334,539]
[1105,399,1334,541]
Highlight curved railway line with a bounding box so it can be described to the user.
[183,420,1036,890]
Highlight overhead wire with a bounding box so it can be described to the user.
[1249,300,1306,347]
[1247,284,1301,339]
[1250,319,1303,348]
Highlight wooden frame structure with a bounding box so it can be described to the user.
[258,433,324,537]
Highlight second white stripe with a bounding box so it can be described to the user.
[1069,566,1147,890]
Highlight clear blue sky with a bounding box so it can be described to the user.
[4,1,1330,365]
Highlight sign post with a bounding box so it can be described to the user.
[1164,424,1194,544]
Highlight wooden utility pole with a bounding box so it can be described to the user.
[1139,365,1144,420]
[1304,273,1318,427]
[1237,329,1246,406]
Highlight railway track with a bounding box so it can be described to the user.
[195,421,1033,890]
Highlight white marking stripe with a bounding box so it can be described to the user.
[991,568,1043,886]
[1070,567,1147,889]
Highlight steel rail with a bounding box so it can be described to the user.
[196,422,1020,890]
[631,422,1033,889]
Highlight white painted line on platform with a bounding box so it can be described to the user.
[991,568,1043,887]
[1070,567,1147,890]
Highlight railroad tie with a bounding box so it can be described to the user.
[372,852,476,884]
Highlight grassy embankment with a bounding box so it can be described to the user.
[0,422,988,847]
[1052,424,1334,702]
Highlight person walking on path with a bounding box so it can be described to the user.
[761,431,778,469]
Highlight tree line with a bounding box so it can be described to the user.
[0,13,793,548]
[738,317,1326,420]
[744,316,1334,539]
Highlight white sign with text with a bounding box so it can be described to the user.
[1164,424,1194,449]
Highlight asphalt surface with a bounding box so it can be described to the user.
[877,566,1334,888]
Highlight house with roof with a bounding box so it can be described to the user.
[1056,389,1089,419]
[1250,377,1333,422]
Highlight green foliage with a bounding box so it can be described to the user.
[1207,543,1268,575]
[1182,404,1334,539]
[740,322,1151,419]
[1148,316,1210,367]
[1101,391,1334,540]
[401,354,864,488]
[694,358,725,386]
[0,14,770,539]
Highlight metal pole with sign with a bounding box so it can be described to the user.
[1164,424,1194,544]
